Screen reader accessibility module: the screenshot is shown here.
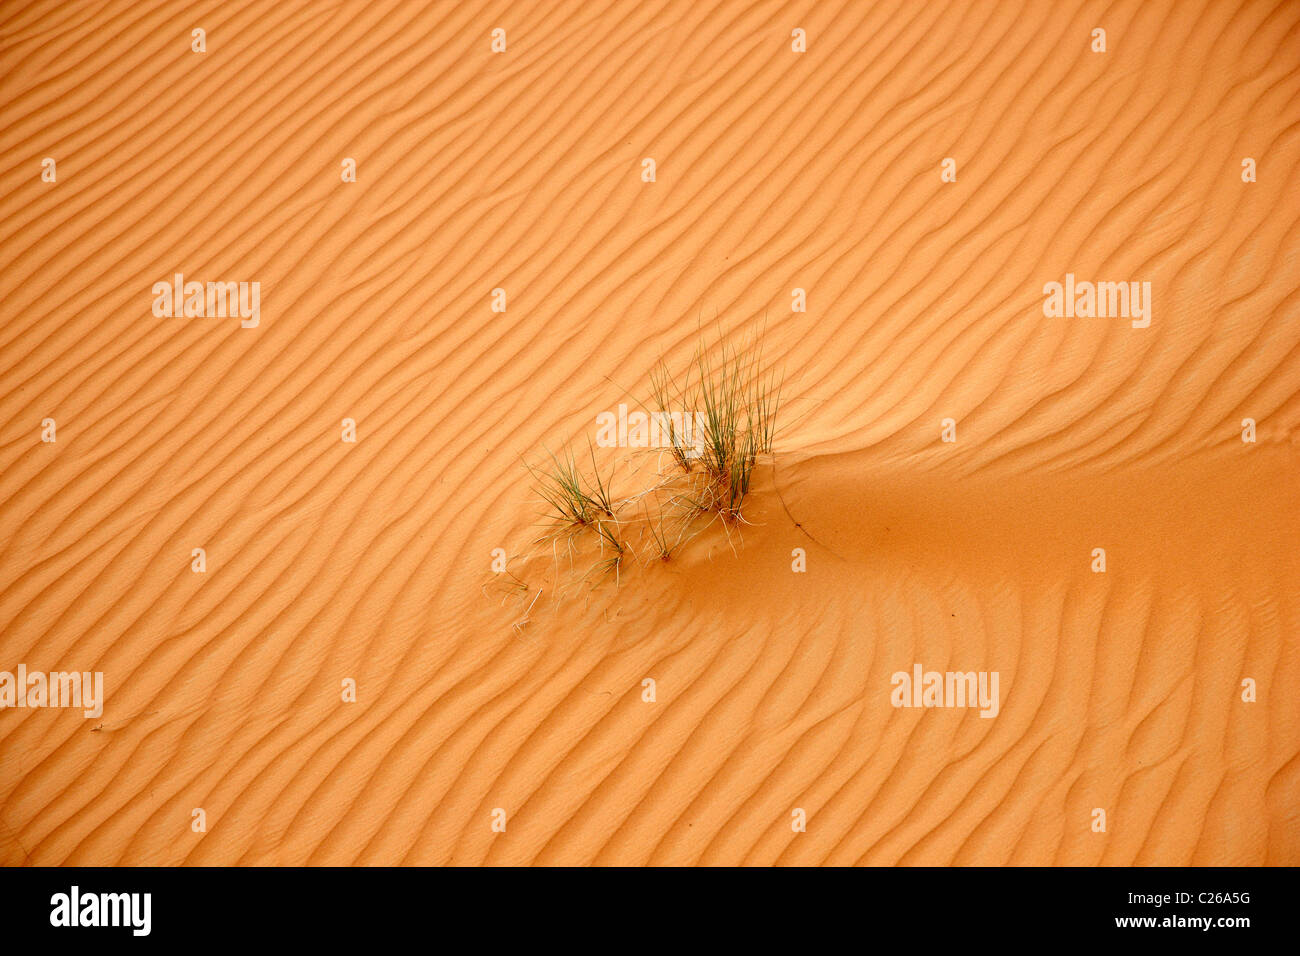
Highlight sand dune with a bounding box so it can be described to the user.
[1,0,1298,865]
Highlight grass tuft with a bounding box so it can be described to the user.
[515,328,782,600]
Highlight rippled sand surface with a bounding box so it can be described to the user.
[1,0,1297,865]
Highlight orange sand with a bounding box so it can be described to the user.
[1,0,1298,865]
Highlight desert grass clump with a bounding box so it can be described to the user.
[529,446,593,527]
[582,441,617,519]
[674,335,782,520]
[511,329,782,604]
[649,360,697,474]
[644,506,678,562]
[589,518,627,584]
[528,440,618,529]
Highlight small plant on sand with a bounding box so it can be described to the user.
[528,441,618,528]
[648,360,697,473]
[529,447,593,527]
[590,519,627,584]
[644,505,678,562]
[687,337,780,519]
[503,330,783,613]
